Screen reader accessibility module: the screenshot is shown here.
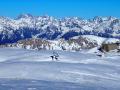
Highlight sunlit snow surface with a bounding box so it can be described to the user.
[0,48,120,90]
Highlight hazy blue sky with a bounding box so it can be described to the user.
[0,0,120,18]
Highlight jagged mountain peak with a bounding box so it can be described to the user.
[0,16,12,21]
[16,13,34,19]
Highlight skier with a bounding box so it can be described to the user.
[55,54,59,61]
[50,55,54,61]
[50,51,59,61]
[53,51,59,61]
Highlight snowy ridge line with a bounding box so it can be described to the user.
[1,35,120,51]
[0,35,99,51]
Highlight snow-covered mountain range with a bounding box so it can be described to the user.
[0,14,120,44]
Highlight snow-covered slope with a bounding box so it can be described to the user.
[82,35,106,45]
[0,48,120,90]
[0,14,120,44]
[103,38,120,44]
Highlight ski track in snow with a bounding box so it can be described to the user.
[0,48,120,90]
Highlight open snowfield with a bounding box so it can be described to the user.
[0,48,120,90]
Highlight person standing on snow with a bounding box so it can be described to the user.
[50,55,54,61]
[50,51,59,61]
[53,51,59,61]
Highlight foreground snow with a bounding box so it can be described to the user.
[0,48,120,90]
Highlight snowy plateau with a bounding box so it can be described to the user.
[0,14,120,90]
[0,47,120,90]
